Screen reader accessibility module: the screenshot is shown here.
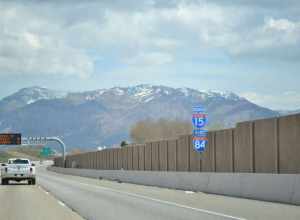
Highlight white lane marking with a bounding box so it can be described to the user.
[38,185,50,195]
[78,182,246,220]
[40,173,245,220]
[58,201,66,207]
[185,191,195,194]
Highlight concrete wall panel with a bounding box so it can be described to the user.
[234,122,254,172]
[85,153,89,169]
[201,131,215,172]
[82,153,87,169]
[93,152,97,169]
[99,151,103,169]
[138,145,145,170]
[151,142,159,170]
[127,147,133,170]
[78,155,82,168]
[104,150,109,170]
[279,114,300,173]
[100,151,104,169]
[92,152,97,169]
[177,135,189,171]
[79,154,84,168]
[77,155,81,168]
[95,152,99,169]
[133,146,139,170]
[89,153,93,169]
[84,153,88,169]
[145,143,152,170]
[117,149,122,169]
[215,129,234,172]
[167,139,177,171]
[159,141,168,171]
[83,154,86,169]
[86,152,91,169]
[122,148,128,170]
[113,149,118,169]
[254,118,278,173]
[86,153,90,169]
[96,151,101,169]
[110,149,114,170]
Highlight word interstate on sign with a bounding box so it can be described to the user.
[0,133,22,145]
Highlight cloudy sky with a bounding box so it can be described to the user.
[0,0,299,110]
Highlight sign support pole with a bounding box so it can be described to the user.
[45,137,66,163]
[22,136,66,166]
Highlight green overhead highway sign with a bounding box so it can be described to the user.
[40,146,54,157]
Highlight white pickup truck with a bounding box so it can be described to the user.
[1,158,36,185]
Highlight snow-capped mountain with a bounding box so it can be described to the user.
[67,85,245,104]
[0,86,67,113]
[0,85,279,148]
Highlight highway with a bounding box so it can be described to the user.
[1,165,300,220]
[0,182,82,220]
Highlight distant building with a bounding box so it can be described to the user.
[97,146,107,151]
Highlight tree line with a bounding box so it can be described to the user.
[130,118,192,143]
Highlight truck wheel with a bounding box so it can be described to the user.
[30,178,36,185]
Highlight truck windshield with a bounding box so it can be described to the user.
[11,159,29,164]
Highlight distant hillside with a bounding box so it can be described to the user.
[278,109,300,115]
[0,85,280,149]
[0,146,44,162]
[0,151,14,163]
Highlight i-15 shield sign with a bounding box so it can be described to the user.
[192,113,208,128]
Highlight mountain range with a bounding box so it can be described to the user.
[0,85,280,149]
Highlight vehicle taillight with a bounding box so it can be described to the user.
[5,167,7,172]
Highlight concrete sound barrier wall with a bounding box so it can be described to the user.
[58,114,300,174]
[48,166,300,206]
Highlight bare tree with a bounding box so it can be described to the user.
[130,118,192,143]
[206,122,225,131]
[70,148,83,155]
[120,140,128,147]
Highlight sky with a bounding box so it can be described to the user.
[0,0,299,110]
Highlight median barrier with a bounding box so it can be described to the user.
[48,166,300,206]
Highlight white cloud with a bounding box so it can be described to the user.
[23,32,42,49]
[241,91,300,110]
[0,3,94,78]
[267,18,296,31]
[0,0,299,78]
[124,52,173,66]
[229,17,300,56]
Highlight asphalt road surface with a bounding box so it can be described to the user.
[37,166,300,220]
[1,165,300,220]
[0,181,83,220]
